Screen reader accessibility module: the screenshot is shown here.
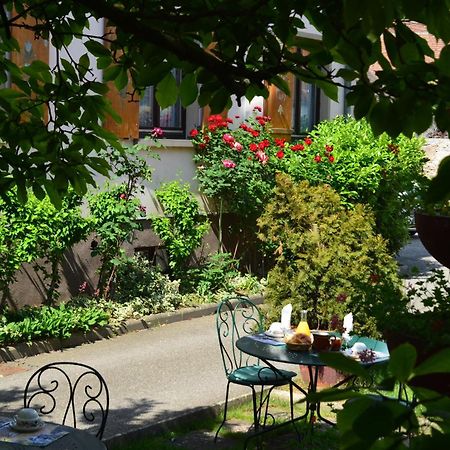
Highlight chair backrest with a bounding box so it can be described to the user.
[216,296,264,376]
[23,362,109,439]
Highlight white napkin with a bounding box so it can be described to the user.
[280,303,292,331]
[342,312,353,342]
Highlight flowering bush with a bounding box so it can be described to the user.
[284,116,426,252]
[192,114,425,253]
[191,109,287,218]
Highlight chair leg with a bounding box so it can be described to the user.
[214,381,231,442]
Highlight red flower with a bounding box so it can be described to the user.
[276,150,285,159]
[240,123,249,131]
[189,128,199,138]
[119,193,127,200]
[253,105,262,112]
[208,124,217,132]
[325,145,333,153]
[249,143,258,152]
[388,143,399,154]
[199,143,206,150]
[304,137,313,145]
[370,273,380,283]
[314,154,321,163]
[328,155,335,163]
[275,138,286,147]
[336,293,347,303]
[251,130,260,137]
[291,143,304,151]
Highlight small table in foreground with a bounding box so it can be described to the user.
[0,418,106,450]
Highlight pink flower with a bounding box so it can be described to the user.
[255,150,269,165]
[233,142,243,151]
[189,128,199,137]
[151,127,164,138]
[119,193,127,200]
[222,159,236,169]
[223,133,235,144]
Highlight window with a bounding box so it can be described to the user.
[139,70,186,138]
[292,79,320,136]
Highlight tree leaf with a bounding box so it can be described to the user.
[155,72,178,109]
[388,343,416,383]
[179,73,198,107]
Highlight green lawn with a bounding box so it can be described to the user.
[108,392,340,450]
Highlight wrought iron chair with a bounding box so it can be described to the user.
[215,296,297,442]
[23,362,109,439]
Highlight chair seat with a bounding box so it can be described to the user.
[229,365,297,386]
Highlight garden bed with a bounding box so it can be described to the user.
[0,295,263,363]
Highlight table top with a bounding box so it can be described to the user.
[0,418,106,450]
[236,335,390,367]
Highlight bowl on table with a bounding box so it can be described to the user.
[284,332,312,351]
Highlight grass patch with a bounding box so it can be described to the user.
[109,391,340,450]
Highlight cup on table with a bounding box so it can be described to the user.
[312,331,337,352]
[14,408,42,428]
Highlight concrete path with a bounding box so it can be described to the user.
[0,314,249,445]
[0,235,443,446]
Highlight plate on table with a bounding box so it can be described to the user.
[9,420,44,433]
[264,330,284,339]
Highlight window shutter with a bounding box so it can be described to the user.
[103,24,139,140]
[103,82,139,140]
[264,73,295,140]
[10,19,49,67]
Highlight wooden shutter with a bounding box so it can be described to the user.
[264,73,295,141]
[103,24,139,140]
[10,18,49,68]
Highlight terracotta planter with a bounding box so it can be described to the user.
[415,211,450,268]
[299,365,347,389]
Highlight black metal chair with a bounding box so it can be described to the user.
[215,296,297,443]
[23,362,109,439]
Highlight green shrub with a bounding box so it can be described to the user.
[285,116,426,252]
[112,254,183,314]
[181,252,240,295]
[0,304,109,344]
[258,174,403,337]
[88,184,146,297]
[152,181,209,277]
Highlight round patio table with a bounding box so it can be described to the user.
[0,421,106,450]
[236,334,389,424]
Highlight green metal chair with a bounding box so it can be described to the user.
[214,296,297,442]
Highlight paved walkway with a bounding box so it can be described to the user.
[0,236,443,446]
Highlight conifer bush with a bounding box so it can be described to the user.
[258,174,403,337]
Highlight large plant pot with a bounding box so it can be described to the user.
[415,211,450,268]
